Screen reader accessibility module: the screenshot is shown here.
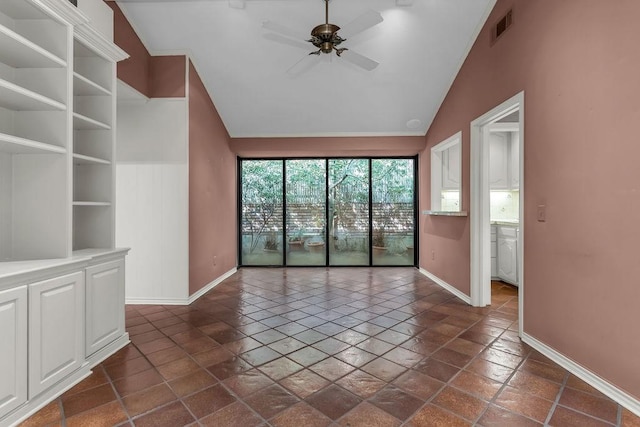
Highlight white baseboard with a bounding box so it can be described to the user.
[521,332,640,417]
[125,267,237,305]
[419,268,472,305]
[187,267,237,305]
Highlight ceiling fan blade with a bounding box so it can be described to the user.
[340,49,379,71]
[262,20,307,41]
[264,33,312,51]
[339,10,383,40]
[287,54,321,76]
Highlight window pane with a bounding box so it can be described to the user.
[286,160,326,266]
[240,160,283,266]
[328,159,370,266]
[372,159,415,265]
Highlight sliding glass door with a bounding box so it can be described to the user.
[239,157,416,267]
[328,159,370,266]
[286,160,326,266]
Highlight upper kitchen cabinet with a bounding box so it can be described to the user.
[489,123,519,191]
[430,132,463,213]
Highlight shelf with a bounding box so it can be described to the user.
[422,210,468,217]
[0,25,66,68]
[73,201,111,207]
[0,0,51,21]
[73,72,111,96]
[72,112,111,130]
[73,153,110,165]
[0,132,66,154]
[0,78,66,111]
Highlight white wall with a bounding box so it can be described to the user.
[116,97,189,303]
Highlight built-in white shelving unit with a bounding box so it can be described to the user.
[0,0,129,424]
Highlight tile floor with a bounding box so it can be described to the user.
[20,268,640,427]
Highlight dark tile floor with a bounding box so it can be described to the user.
[20,268,640,426]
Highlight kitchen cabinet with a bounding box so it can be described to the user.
[489,132,509,189]
[0,285,27,415]
[489,126,519,191]
[441,142,461,190]
[497,225,518,286]
[28,271,85,398]
[491,225,497,278]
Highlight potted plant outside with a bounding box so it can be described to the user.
[263,233,278,252]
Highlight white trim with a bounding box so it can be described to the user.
[231,131,427,139]
[3,368,91,426]
[187,268,237,305]
[419,268,471,305]
[124,267,237,306]
[469,91,524,337]
[522,332,640,417]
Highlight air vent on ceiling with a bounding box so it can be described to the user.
[491,9,513,44]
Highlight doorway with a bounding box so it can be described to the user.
[238,157,417,267]
[470,91,524,335]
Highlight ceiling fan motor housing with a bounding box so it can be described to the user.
[310,23,344,53]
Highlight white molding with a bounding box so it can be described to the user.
[74,25,128,62]
[187,268,237,305]
[84,333,129,369]
[469,91,524,338]
[2,367,91,427]
[231,131,427,139]
[125,267,237,306]
[37,0,89,27]
[125,296,189,306]
[522,332,640,417]
[419,268,471,305]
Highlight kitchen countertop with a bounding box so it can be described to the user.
[491,219,519,226]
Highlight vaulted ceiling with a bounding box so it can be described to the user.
[114,0,496,138]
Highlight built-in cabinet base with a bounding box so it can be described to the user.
[0,249,129,426]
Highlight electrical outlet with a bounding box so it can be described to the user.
[213,256,217,266]
[431,251,435,260]
[537,205,546,222]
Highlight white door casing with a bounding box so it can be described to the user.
[470,91,524,337]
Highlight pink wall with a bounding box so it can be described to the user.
[108,2,150,96]
[231,136,425,158]
[188,62,237,295]
[421,0,640,399]
[107,2,185,98]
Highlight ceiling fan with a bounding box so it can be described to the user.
[263,0,384,73]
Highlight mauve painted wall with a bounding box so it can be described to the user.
[189,62,237,295]
[107,2,150,96]
[107,2,185,98]
[421,0,640,398]
[231,136,425,158]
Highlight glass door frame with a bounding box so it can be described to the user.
[237,156,418,267]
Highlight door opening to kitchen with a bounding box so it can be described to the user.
[470,92,524,336]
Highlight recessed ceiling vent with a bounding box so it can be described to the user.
[492,9,513,44]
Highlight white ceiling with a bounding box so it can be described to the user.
[115,0,496,138]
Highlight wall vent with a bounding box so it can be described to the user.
[492,9,513,44]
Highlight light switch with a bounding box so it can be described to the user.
[537,205,546,222]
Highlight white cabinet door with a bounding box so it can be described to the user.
[29,272,84,398]
[491,226,497,278]
[497,227,518,285]
[489,132,509,189]
[441,143,461,190]
[0,286,27,416]
[510,131,520,189]
[86,259,125,356]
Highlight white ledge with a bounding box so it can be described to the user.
[422,210,468,216]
